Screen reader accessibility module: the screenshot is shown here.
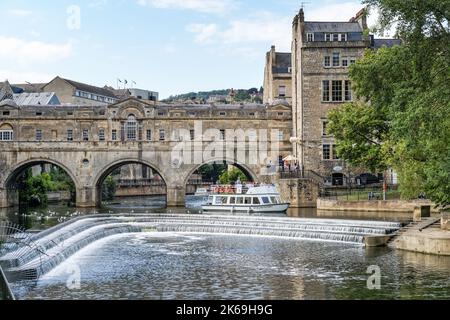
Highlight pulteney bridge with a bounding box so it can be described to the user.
[0,98,293,208]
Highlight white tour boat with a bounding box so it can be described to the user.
[201,184,290,214]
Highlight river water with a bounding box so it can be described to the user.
[2,196,450,300]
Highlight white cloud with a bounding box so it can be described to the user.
[0,70,54,84]
[138,0,237,14]
[186,12,292,51]
[0,36,73,65]
[186,24,218,44]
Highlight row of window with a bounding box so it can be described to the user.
[322,80,352,102]
[213,196,282,205]
[306,33,348,42]
[75,90,117,103]
[324,53,356,68]
[323,144,340,160]
[29,129,284,142]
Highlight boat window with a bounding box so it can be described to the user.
[236,197,244,204]
[230,197,236,204]
[244,197,252,204]
[270,197,278,204]
[253,197,260,204]
[214,197,222,205]
[221,197,229,204]
[262,197,270,204]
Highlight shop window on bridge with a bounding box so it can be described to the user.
[0,124,13,141]
[126,115,137,141]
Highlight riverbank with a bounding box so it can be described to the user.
[391,225,450,256]
[317,198,439,213]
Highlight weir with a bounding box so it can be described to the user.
[0,214,402,281]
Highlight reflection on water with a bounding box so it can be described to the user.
[3,195,450,300]
[11,233,450,300]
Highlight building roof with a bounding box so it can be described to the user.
[372,38,402,49]
[13,92,60,106]
[58,77,117,99]
[11,83,47,93]
[0,81,14,101]
[304,22,362,33]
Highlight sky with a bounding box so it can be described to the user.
[0,0,389,99]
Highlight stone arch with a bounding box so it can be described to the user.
[183,158,259,188]
[1,158,80,208]
[0,123,13,130]
[92,158,168,206]
[3,158,79,190]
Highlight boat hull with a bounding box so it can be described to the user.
[201,203,290,214]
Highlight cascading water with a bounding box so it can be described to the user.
[0,214,402,281]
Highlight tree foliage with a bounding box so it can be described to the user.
[328,0,450,206]
[219,168,248,184]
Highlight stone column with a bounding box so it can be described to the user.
[166,186,186,207]
[0,189,8,208]
[76,187,97,208]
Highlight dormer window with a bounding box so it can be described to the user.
[307,33,314,42]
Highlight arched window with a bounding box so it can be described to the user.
[0,123,13,141]
[126,115,137,141]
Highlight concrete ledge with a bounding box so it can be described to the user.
[364,235,392,247]
[393,230,450,256]
[317,198,434,213]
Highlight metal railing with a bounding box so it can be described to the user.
[0,264,15,300]
[319,185,400,201]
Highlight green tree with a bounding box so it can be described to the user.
[19,169,53,206]
[102,176,117,201]
[328,0,450,206]
[198,163,227,183]
[219,168,248,184]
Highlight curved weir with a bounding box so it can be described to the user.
[0,214,402,280]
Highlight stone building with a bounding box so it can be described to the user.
[42,76,119,106]
[0,98,292,207]
[263,46,292,105]
[291,8,400,185]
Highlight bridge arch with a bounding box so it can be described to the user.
[92,158,169,207]
[183,158,259,197]
[1,158,80,208]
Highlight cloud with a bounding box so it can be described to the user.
[186,24,218,44]
[0,70,54,84]
[138,0,237,14]
[0,36,73,65]
[186,12,292,51]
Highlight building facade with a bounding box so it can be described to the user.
[263,46,292,105]
[0,98,292,207]
[291,8,388,185]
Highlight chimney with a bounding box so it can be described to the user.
[351,8,368,31]
[271,45,276,65]
[299,8,305,23]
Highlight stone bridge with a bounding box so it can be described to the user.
[0,98,293,208]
